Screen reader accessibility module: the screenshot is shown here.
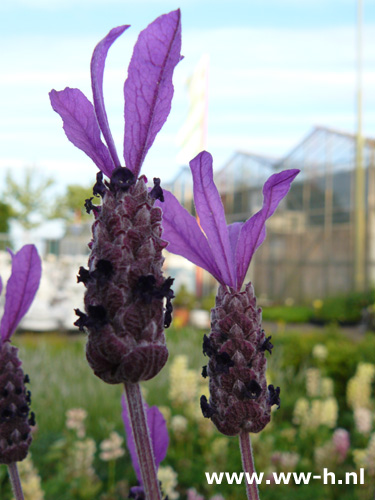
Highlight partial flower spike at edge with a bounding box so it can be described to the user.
[156,151,299,500]
[50,10,181,500]
[0,245,41,500]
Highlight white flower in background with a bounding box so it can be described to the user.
[158,465,179,499]
[66,408,87,438]
[306,368,321,397]
[99,431,125,461]
[171,415,188,437]
[67,437,97,479]
[312,344,328,361]
[347,363,375,410]
[293,398,309,426]
[354,407,373,434]
[321,377,334,397]
[320,398,338,428]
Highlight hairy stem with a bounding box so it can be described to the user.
[124,382,162,500]
[7,462,25,500]
[239,431,260,500]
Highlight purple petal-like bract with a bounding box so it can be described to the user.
[121,396,168,484]
[235,169,299,288]
[124,9,182,177]
[49,88,114,177]
[228,222,242,258]
[91,25,130,168]
[0,245,41,343]
[155,190,223,281]
[190,152,236,288]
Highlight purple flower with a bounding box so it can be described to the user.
[0,245,41,463]
[157,151,299,436]
[50,12,182,384]
[157,150,299,291]
[121,396,169,498]
[49,9,182,179]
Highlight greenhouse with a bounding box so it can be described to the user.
[168,126,375,302]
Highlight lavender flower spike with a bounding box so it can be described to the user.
[0,245,41,465]
[50,11,182,384]
[157,151,299,436]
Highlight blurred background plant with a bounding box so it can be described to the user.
[0,325,372,499]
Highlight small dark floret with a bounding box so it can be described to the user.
[200,395,215,418]
[84,197,95,214]
[87,305,108,326]
[201,365,208,378]
[202,334,215,357]
[134,275,174,328]
[93,171,107,197]
[74,309,90,331]
[214,352,235,374]
[24,374,30,384]
[1,408,14,421]
[91,259,114,283]
[243,379,262,400]
[268,384,281,409]
[150,177,164,202]
[77,266,91,284]
[260,334,273,355]
[109,166,136,192]
[28,412,36,426]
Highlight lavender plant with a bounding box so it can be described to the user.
[50,10,181,500]
[0,245,41,499]
[156,151,299,500]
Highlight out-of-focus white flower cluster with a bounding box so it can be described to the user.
[99,431,125,461]
[13,454,44,500]
[66,437,97,480]
[293,364,338,430]
[347,363,375,434]
[158,465,179,500]
[312,343,328,361]
[170,415,188,438]
[65,408,87,438]
[293,397,338,430]
[306,368,334,398]
[270,451,300,471]
[169,355,211,435]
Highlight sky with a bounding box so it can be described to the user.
[1,0,375,197]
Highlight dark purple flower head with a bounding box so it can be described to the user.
[0,245,41,464]
[121,396,169,495]
[50,13,181,384]
[49,10,182,178]
[156,150,299,291]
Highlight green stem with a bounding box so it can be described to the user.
[7,462,25,500]
[124,382,162,500]
[239,431,260,500]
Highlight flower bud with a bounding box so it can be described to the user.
[200,283,278,436]
[76,169,173,384]
[0,342,33,464]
